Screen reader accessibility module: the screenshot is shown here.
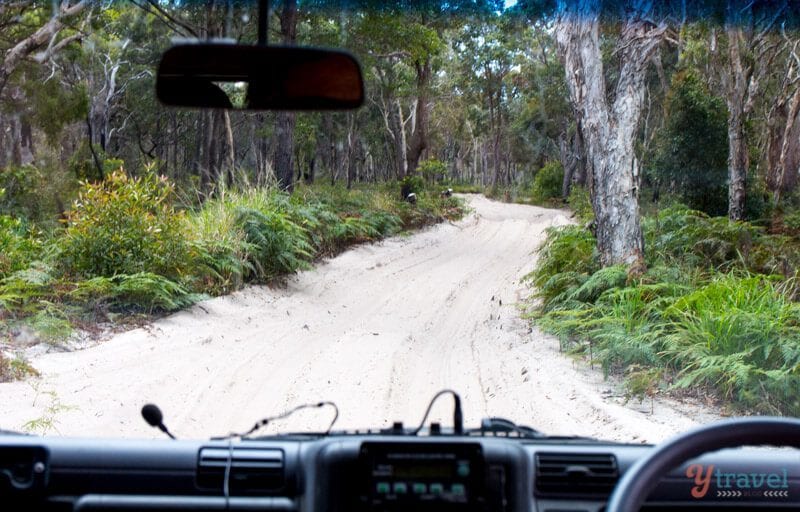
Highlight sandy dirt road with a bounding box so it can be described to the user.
[0,195,719,442]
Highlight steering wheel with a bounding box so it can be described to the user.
[606,417,800,512]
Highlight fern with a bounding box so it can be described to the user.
[567,265,627,303]
[235,206,313,280]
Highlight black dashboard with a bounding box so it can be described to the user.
[2,433,800,511]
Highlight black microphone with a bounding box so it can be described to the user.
[141,403,177,439]
[453,394,464,435]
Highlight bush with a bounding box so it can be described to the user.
[400,173,425,198]
[0,215,41,279]
[70,273,198,313]
[650,71,728,216]
[529,225,598,301]
[1,182,466,347]
[531,161,564,202]
[0,165,45,219]
[417,159,448,183]
[663,274,800,414]
[0,262,56,311]
[644,205,760,271]
[643,204,800,276]
[235,206,313,280]
[61,170,189,279]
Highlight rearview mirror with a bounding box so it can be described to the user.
[156,43,364,111]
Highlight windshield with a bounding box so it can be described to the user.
[0,0,798,441]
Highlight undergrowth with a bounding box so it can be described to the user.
[0,172,466,377]
[526,204,800,416]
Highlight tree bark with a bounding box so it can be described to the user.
[405,59,430,175]
[555,0,664,269]
[724,8,749,221]
[393,98,407,178]
[771,85,800,203]
[273,0,298,192]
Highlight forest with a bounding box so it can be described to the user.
[2,0,800,416]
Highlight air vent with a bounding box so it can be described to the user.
[197,446,284,495]
[535,452,618,497]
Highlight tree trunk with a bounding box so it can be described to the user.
[771,86,800,203]
[555,0,664,269]
[274,113,295,192]
[560,134,574,199]
[405,59,430,175]
[727,106,748,220]
[223,111,235,186]
[393,98,407,178]
[724,11,749,221]
[273,0,298,192]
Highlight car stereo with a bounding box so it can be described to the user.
[358,442,486,511]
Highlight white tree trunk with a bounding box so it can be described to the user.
[555,0,664,269]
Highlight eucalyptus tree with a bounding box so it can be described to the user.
[553,0,666,270]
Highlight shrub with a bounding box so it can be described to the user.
[783,210,800,231]
[531,161,564,202]
[417,159,448,183]
[0,262,56,311]
[650,71,728,216]
[235,206,313,280]
[0,215,41,279]
[663,274,800,414]
[0,165,45,219]
[529,226,598,298]
[400,173,425,197]
[61,170,189,279]
[643,205,761,271]
[567,265,627,303]
[69,273,198,313]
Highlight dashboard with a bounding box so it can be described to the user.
[2,433,799,511]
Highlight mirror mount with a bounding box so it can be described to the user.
[258,0,269,46]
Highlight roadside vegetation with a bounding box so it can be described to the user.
[0,168,464,381]
[526,196,800,417]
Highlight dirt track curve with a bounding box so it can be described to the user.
[0,195,719,442]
